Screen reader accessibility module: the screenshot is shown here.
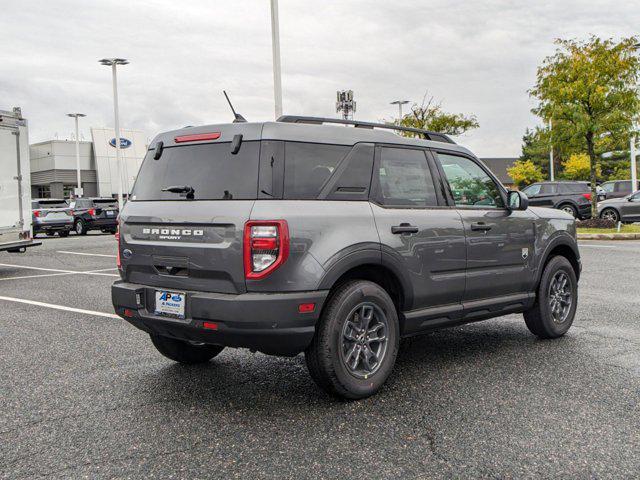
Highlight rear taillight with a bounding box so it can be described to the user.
[88,208,96,217]
[115,225,121,269]
[33,210,41,217]
[581,193,591,201]
[243,220,289,279]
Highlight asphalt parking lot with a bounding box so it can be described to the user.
[1,233,639,479]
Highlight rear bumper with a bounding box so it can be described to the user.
[85,218,118,229]
[34,221,73,232]
[577,204,592,219]
[112,281,329,356]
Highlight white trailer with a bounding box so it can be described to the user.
[0,108,40,252]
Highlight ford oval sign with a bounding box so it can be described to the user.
[109,137,132,149]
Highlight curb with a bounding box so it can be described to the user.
[577,233,640,240]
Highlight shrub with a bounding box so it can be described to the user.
[576,218,616,229]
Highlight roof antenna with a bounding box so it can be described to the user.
[223,91,247,123]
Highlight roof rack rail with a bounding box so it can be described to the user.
[276,115,456,144]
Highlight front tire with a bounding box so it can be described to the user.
[524,256,577,339]
[305,280,400,400]
[75,219,87,235]
[600,208,619,223]
[150,334,224,364]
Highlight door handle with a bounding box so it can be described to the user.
[391,223,419,234]
[470,222,492,232]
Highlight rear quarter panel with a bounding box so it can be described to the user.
[247,200,379,292]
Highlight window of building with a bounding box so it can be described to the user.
[36,185,51,199]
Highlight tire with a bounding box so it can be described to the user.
[46,232,55,237]
[59,230,70,237]
[524,256,578,339]
[558,203,577,218]
[150,334,224,364]
[75,219,87,235]
[305,280,400,400]
[600,208,619,223]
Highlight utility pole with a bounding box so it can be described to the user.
[99,58,129,211]
[336,90,356,120]
[631,134,637,191]
[270,0,283,119]
[67,113,86,197]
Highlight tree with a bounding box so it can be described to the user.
[520,127,551,178]
[507,160,544,189]
[562,153,601,180]
[530,36,640,216]
[393,93,479,137]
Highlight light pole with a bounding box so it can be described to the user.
[67,113,86,197]
[99,58,128,211]
[548,120,555,181]
[390,100,410,120]
[631,42,640,191]
[269,0,283,119]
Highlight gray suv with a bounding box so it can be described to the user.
[112,116,581,399]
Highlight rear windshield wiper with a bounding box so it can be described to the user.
[162,185,195,199]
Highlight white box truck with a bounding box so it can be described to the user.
[0,107,40,253]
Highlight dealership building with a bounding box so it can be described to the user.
[29,127,147,199]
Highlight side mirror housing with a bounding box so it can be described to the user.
[508,190,529,211]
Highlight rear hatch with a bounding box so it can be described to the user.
[121,137,261,294]
[91,198,119,220]
[34,200,73,223]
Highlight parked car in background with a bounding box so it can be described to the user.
[597,190,640,223]
[600,180,635,199]
[32,199,73,237]
[520,181,598,219]
[68,197,119,235]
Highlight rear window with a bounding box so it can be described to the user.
[131,142,260,201]
[34,200,68,208]
[92,199,118,208]
[283,142,350,199]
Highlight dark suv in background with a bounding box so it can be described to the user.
[520,181,600,219]
[31,199,74,237]
[600,180,635,199]
[112,116,581,399]
[69,197,119,235]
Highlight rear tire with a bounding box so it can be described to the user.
[150,334,224,364]
[524,256,577,339]
[305,280,399,400]
[558,203,577,218]
[75,219,87,235]
[59,230,69,237]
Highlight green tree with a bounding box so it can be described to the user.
[507,160,544,189]
[393,93,479,137]
[562,153,602,180]
[530,36,640,215]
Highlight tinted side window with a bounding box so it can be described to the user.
[376,148,437,207]
[283,142,350,199]
[539,184,557,194]
[615,181,631,193]
[324,143,374,201]
[522,184,541,196]
[437,153,504,208]
[563,183,587,193]
[601,182,615,193]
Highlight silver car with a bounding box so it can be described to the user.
[598,190,640,223]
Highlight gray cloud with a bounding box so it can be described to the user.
[1,0,638,155]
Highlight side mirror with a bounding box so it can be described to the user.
[508,190,529,211]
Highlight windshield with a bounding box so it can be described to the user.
[131,142,260,201]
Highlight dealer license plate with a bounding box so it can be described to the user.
[155,290,186,319]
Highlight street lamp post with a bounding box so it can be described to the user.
[630,43,640,191]
[390,100,410,120]
[67,113,86,197]
[548,120,555,181]
[99,58,129,211]
[269,0,283,119]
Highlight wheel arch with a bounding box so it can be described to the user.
[536,236,581,285]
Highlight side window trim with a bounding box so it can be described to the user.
[431,149,508,210]
[370,144,444,209]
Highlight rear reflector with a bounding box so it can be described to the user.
[298,303,315,313]
[174,132,221,143]
[203,322,219,330]
[123,308,134,318]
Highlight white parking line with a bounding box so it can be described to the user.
[579,244,616,248]
[0,272,75,282]
[57,251,117,258]
[0,263,119,277]
[0,295,120,319]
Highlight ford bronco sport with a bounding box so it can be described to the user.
[112,116,581,399]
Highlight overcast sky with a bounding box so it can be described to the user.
[1,0,639,156]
